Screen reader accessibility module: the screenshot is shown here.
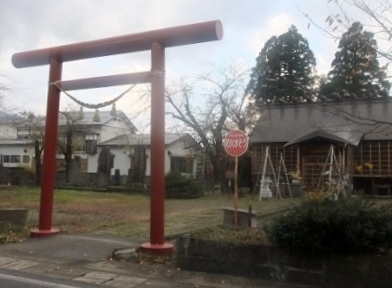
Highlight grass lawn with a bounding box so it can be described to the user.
[0,187,301,240]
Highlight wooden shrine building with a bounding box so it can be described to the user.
[250,98,392,197]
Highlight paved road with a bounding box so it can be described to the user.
[0,269,99,288]
[0,233,320,288]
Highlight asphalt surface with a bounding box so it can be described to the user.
[0,269,99,288]
[0,232,318,288]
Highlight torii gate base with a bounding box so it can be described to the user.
[12,20,223,256]
[140,243,174,256]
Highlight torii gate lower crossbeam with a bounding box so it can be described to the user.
[12,20,223,256]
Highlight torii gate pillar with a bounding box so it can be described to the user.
[12,20,223,256]
[144,42,168,251]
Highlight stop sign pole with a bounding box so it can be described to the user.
[224,130,248,226]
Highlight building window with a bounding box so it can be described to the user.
[73,135,86,152]
[85,134,98,154]
[17,127,31,139]
[22,155,30,163]
[17,126,41,139]
[85,140,97,154]
[2,155,23,163]
[170,157,192,173]
[10,155,21,163]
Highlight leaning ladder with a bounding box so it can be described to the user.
[259,146,281,201]
[317,145,347,198]
[277,153,292,198]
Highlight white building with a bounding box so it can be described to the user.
[0,110,137,172]
[0,110,202,184]
[0,139,35,168]
[97,133,201,179]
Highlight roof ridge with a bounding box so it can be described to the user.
[261,98,392,110]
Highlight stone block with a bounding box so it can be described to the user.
[176,234,392,287]
[222,207,257,228]
[0,208,28,233]
[286,269,325,287]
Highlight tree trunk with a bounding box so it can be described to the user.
[34,139,42,186]
[238,153,252,191]
[210,152,228,193]
[131,145,146,184]
[65,130,73,184]
[65,158,71,184]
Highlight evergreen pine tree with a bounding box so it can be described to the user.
[320,22,391,100]
[248,25,316,104]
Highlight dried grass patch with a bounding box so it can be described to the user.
[1,187,302,239]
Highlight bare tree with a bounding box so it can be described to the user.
[299,0,392,63]
[0,61,13,113]
[13,112,44,185]
[0,82,9,105]
[115,131,148,185]
[58,109,83,184]
[315,101,392,135]
[287,2,392,131]
[166,62,258,192]
[11,108,85,186]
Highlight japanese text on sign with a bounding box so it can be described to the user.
[224,137,247,148]
[224,129,248,157]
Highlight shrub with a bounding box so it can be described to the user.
[191,226,268,244]
[306,180,340,201]
[264,198,392,253]
[165,171,203,199]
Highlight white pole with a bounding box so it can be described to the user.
[259,146,269,201]
[329,145,333,182]
[234,156,238,226]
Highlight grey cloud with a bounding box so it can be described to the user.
[1,0,365,117]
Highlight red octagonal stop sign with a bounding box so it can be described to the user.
[224,129,248,157]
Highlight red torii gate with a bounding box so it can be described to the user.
[12,20,223,255]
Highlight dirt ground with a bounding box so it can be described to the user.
[0,187,301,239]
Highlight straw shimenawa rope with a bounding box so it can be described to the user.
[49,71,162,109]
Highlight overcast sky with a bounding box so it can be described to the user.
[0,0,384,130]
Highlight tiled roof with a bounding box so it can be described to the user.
[250,99,392,145]
[0,139,36,145]
[59,110,137,132]
[99,133,195,147]
[0,112,22,122]
[1,110,137,132]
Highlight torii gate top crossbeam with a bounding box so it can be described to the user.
[12,20,223,68]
